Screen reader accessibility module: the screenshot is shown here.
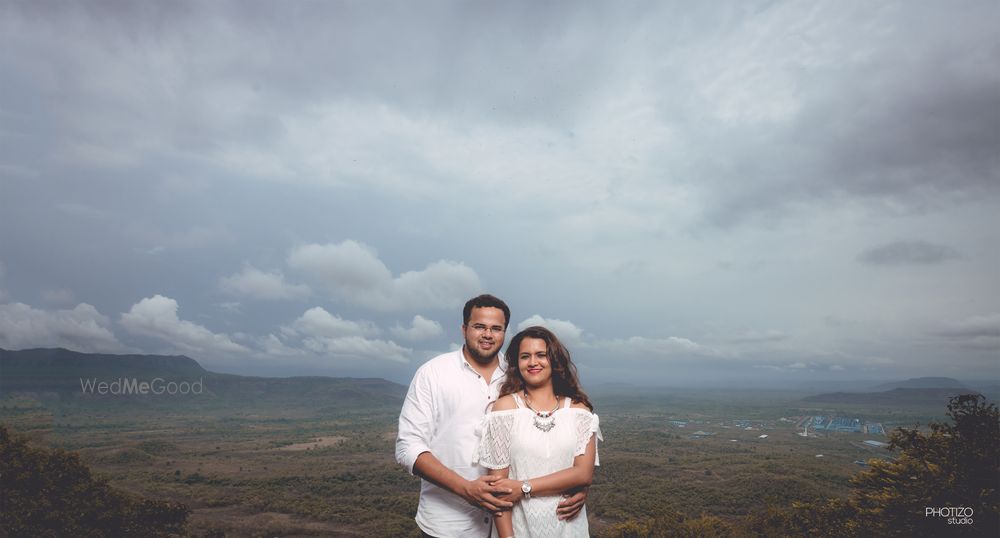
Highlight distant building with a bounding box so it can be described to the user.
[812,415,864,433]
[865,423,886,436]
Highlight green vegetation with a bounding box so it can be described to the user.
[1,365,995,537]
[0,424,188,537]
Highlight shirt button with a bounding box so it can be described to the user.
[483,517,489,524]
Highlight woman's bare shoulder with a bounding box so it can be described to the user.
[570,399,594,411]
[491,394,518,412]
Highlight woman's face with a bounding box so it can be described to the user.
[518,337,552,388]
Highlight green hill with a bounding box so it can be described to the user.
[0,348,406,409]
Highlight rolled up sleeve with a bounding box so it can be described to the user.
[395,366,433,474]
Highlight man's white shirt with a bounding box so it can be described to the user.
[396,349,506,537]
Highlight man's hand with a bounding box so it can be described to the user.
[486,477,525,504]
[556,487,588,521]
[462,475,514,514]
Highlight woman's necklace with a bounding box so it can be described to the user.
[523,391,560,432]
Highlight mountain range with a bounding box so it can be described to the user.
[803,377,986,406]
[0,348,407,409]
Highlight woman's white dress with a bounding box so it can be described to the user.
[475,395,602,537]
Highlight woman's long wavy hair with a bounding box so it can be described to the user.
[498,326,593,411]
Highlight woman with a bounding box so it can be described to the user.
[474,326,602,538]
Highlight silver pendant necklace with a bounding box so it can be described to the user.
[524,391,560,432]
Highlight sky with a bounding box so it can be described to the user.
[1,0,998,387]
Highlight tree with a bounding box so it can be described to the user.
[742,394,998,537]
[0,424,188,537]
[850,394,999,537]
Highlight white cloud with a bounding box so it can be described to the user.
[595,335,727,359]
[120,295,248,355]
[301,335,411,363]
[516,315,584,347]
[258,333,310,358]
[289,241,391,291]
[287,240,481,311]
[275,306,410,363]
[510,315,731,364]
[391,315,444,341]
[282,306,380,338]
[220,265,310,300]
[0,302,123,352]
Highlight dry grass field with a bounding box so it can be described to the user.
[0,388,946,537]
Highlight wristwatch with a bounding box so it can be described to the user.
[521,480,532,500]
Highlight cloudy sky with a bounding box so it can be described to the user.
[1,1,998,387]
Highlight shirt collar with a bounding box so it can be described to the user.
[458,346,506,380]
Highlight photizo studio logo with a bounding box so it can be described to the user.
[925,506,974,526]
[80,377,204,396]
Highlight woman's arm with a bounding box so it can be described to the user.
[489,466,516,538]
[483,394,518,536]
[490,435,596,498]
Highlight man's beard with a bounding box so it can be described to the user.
[464,341,499,364]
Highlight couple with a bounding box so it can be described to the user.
[396,294,601,538]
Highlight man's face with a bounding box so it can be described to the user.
[462,306,507,364]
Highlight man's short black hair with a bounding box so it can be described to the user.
[463,294,511,328]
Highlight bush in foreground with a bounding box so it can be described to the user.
[0,424,188,537]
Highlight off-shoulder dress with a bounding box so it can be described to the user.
[475,394,602,537]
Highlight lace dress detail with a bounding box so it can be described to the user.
[476,411,515,469]
[475,397,602,538]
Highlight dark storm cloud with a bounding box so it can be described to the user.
[857,240,960,266]
[2,0,634,128]
[683,1,1000,226]
[928,314,1000,351]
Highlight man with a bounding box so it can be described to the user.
[395,294,587,537]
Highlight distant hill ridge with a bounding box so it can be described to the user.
[804,387,982,406]
[1,348,208,385]
[871,377,968,391]
[0,348,406,407]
